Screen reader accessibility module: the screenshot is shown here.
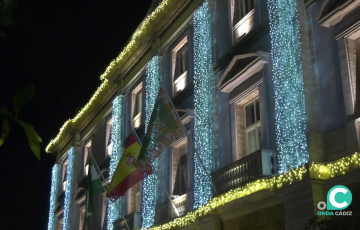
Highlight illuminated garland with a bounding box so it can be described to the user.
[107,95,123,230]
[310,152,360,179]
[63,147,75,230]
[46,0,180,153]
[142,56,160,228]
[270,164,307,191]
[267,0,309,173]
[144,179,270,230]
[46,80,109,153]
[193,0,214,209]
[142,152,360,230]
[47,164,59,230]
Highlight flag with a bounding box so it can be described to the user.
[85,157,105,225]
[106,133,152,200]
[136,88,186,170]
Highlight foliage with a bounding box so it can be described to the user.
[0,84,42,160]
[0,0,17,37]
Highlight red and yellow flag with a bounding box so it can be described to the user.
[106,133,152,200]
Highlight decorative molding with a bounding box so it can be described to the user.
[217,51,270,93]
[229,79,263,104]
[335,20,360,39]
[316,0,360,27]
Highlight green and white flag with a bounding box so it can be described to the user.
[85,156,105,225]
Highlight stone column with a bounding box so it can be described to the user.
[70,133,82,229]
[296,0,325,162]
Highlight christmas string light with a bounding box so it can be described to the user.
[193,0,214,209]
[107,95,124,230]
[310,152,360,179]
[142,56,160,228]
[63,147,74,230]
[267,0,309,173]
[47,164,59,230]
[270,164,307,191]
[144,179,270,230]
[46,0,180,153]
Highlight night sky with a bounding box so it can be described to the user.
[0,1,152,229]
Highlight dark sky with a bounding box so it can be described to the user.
[0,1,152,229]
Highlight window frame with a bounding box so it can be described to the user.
[132,83,143,129]
[106,118,114,157]
[172,36,189,97]
[243,98,261,155]
[84,141,92,177]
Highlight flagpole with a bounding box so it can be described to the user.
[89,151,131,230]
[158,80,218,196]
[132,126,180,217]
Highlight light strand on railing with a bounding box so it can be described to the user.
[47,164,59,230]
[193,0,214,209]
[63,147,74,230]
[142,56,160,228]
[107,95,123,230]
[267,0,309,173]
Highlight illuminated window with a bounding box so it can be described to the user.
[132,84,143,129]
[233,0,254,26]
[135,182,142,212]
[244,98,261,155]
[62,161,68,192]
[79,207,85,230]
[84,141,91,177]
[58,218,64,230]
[173,143,188,196]
[106,119,113,156]
[173,37,188,96]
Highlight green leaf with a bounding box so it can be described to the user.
[13,84,35,113]
[0,107,13,118]
[16,120,42,160]
[29,139,41,161]
[0,117,10,146]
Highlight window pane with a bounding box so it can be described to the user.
[255,99,260,122]
[257,125,261,150]
[246,128,256,155]
[175,45,187,81]
[245,102,255,127]
[134,90,142,117]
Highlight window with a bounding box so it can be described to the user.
[173,143,188,196]
[135,182,141,212]
[233,0,254,26]
[79,207,85,230]
[84,142,91,177]
[173,37,188,96]
[132,84,143,129]
[58,218,64,230]
[62,161,68,192]
[106,119,113,156]
[244,98,261,155]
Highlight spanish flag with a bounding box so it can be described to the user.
[106,132,152,200]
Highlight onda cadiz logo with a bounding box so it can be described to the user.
[317,185,353,216]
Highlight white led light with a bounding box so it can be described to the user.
[193,0,214,209]
[63,147,74,230]
[107,95,124,230]
[267,0,309,173]
[142,56,160,229]
[47,164,59,230]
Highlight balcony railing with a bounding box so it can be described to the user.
[211,149,276,195]
[172,194,187,217]
[113,212,141,230]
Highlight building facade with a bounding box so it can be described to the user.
[46,0,360,230]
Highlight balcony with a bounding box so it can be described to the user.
[172,194,187,217]
[113,212,141,230]
[211,149,276,195]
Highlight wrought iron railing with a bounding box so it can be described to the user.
[211,149,276,195]
[172,194,187,216]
